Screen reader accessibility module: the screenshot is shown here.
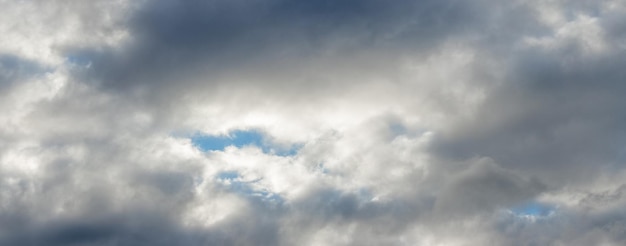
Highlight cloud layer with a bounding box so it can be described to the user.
[2,0,626,245]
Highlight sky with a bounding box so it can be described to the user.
[1,0,626,245]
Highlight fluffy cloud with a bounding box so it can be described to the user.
[2,0,626,245]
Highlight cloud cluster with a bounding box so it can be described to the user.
[2,0,626,245]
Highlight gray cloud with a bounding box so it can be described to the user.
[0,210,202,246]
[72,0,484,94]
[435,160,546,217]
[431,42,626,185]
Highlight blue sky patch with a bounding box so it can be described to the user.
[191,130,264,152]
[511,202,554,216]
[191,129,300,156]
[216,171,240,180]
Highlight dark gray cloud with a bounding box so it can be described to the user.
[0,210,201,246]
[435,161,546,217]
[431,42,626,185]
[73,0,484,93]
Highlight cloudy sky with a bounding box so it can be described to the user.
[2,0,626,245]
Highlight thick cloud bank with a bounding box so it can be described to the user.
[2,0,626,245]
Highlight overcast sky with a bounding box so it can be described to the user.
[2,0,626,245]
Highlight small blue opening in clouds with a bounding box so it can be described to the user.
[65,54,92,67]
[511,202,553,216]
[215,171,283,204]
[274,143,302,156]
[217,171,240,180]
[191,129,300,156]
[389,122,407,136]
[191,130,264,152]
